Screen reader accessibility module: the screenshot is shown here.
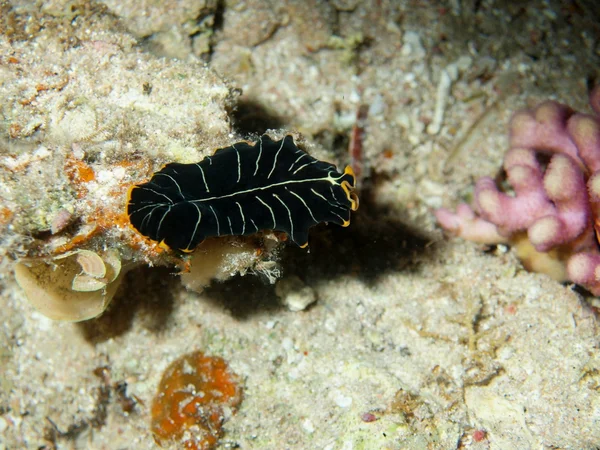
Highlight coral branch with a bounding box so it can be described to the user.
[567,252,600,296]
[474,166,553,234]
[437,87,600,295]
[568,114,600,172]
[510,101,579,162]
[434,203,508,244]
[528,154,589,251]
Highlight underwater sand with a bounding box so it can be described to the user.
[1,1,599,449]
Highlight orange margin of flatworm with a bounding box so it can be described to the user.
[341,166,359,212]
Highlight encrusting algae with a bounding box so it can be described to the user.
[151,351,243,450]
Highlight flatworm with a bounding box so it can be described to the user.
[127,135,359,252]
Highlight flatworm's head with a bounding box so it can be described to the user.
[127,135,359,252]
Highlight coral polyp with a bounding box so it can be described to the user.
[436,86,600,295]
[151,351,243,450]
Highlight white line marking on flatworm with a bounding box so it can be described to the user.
[257,197,276,229]
[331,211,345,222]
[233,144,241,183]
[187,203,202,250]
[268,137,286,179]
[289,153,307,171]
[196,163,210,192]
[140,210,153,230]
[236,201,246,235]
[139,187,174,204]
[254,136,263,176]
[130,203,168,214]
[311,188,345,211]
[154,173,185,200]
[328,200,346,211]
[190,173,343,205]
[140,204,163,231]
[227,216,233,235]
[311,188,328,202]
[273,193,293,238]
[210,205,220,236]
[156,205,172,237]
[329,186,341,203]
[290,190,317,223]
[293,160,318,175]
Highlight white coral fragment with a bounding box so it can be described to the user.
[275,275,316,312]
[14,249,125,322]
[180,239,260,293]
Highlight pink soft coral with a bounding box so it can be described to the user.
[436,86,600,295]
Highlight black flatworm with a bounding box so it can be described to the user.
[127,135,359,252]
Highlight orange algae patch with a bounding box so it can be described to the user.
[151,351,243,449]
[65,155,95,198]
[56,156,162,255]
[0,207,13,228]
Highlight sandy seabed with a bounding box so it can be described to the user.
[1,1,599,449]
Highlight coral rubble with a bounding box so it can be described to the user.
[436,87,600,294]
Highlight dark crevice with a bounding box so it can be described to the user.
[212,0,226,35]
[229,97,287,137]
[190,0,226,63]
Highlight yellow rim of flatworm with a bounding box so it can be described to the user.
[341,166,359,212]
